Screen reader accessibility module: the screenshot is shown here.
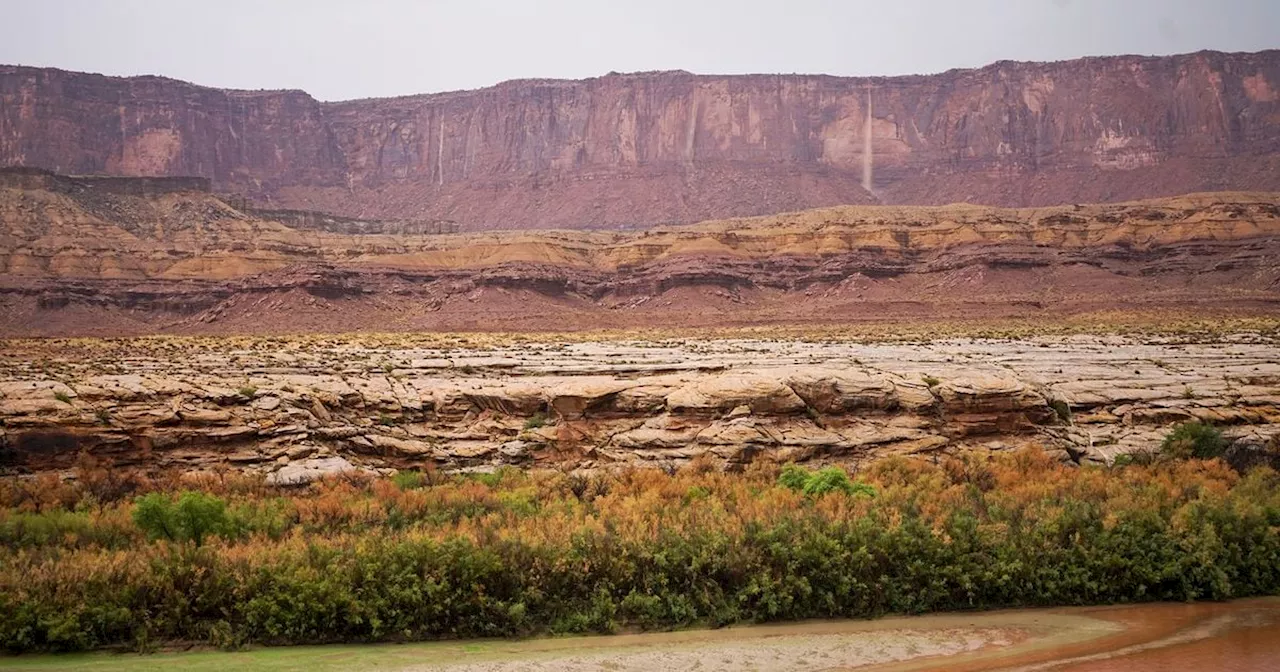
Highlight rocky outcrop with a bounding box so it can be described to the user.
[3,50,1279,229]
[2,176,1278,337]
[2,335,1277,476]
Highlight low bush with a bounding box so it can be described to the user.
[392,470,426,490]
[778,464,875,497]
[1,450,1277,653]
[1161,421,1227,459]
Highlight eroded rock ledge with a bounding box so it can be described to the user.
[2,336,1277,480]
[3,181,1279,337]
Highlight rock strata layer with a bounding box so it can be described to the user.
[2,172,1278,336]
[2,336,1277,477]
[2,50,1279,229]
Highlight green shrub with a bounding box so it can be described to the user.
[0,509,137,549]
[803,467,875,497]
[684,485,711,502]
[132,491,230,546]
[1161,421,1227,459]
[777,464,811,492]
[392,470,426,490]
[468,466,519,489]
[53,391,72,404]
[224,498,295,541]
[523,413,549,430]
[778,465,875,498]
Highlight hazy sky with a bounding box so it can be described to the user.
[1,0,1276,101]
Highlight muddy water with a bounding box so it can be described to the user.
[1000,599,1280,672]
[408,598,1280,672]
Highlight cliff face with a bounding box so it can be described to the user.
[3,50,1280,229]
[4,336,1279,477]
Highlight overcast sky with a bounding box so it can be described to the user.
[1,0,1276,101]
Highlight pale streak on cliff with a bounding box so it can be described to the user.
[863,86,873,194]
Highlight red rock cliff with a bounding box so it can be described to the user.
[2,50,1279,229]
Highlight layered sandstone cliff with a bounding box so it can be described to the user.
[3,335,1278,477]
[2,50,1279,229]
[1,169,1278,336]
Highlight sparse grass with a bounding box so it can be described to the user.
[2,313,1277,358]
[921,375,940,387]
[53,391,71,404]
[237,386,257,398]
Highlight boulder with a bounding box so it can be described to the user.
[613,384,678,413]
[785,368,898,413]
[694,419,779,446]
[463,383,546,416]
[666,373,805,415]
[892,380,938,411]
[267,456,363,485]
[935,373,1053,434]
[368,434,441,457]
[609,415,704,450]
[545,378,631,419]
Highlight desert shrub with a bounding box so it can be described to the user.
[802,467,871,497]
[684,485,712,502]
[2,449,1279,652]
[778,465,875,498]
[76,456,154,504]
[224,498,295,541]
[132,491,230,546]
[942,453,997,491]
[565,471,612,502]
[777,464,811,491]
[1161,421,1227,459]
[392,470,426,490]
[523,412,549,430]
[0,473,80,512]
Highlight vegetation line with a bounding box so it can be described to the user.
[1,447,1278,653]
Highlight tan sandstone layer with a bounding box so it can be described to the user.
[2,333,1277,478]
[2,169,1279,337]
